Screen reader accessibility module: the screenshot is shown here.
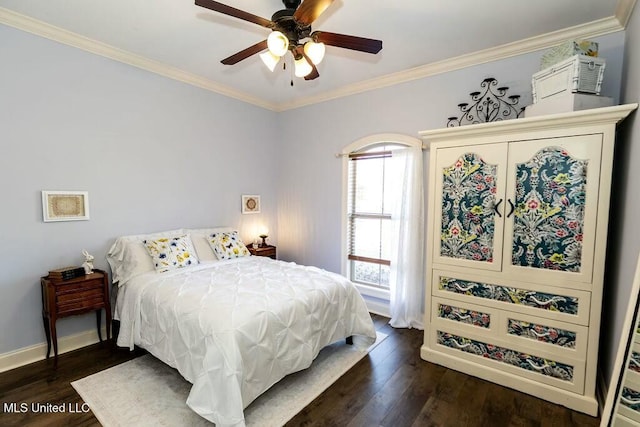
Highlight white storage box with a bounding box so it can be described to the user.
[532,54,606,103]
[524,93,613,117]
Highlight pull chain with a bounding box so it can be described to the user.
[288,55,294,87]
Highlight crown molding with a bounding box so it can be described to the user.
[616,0,638,27]
[0,7,279,111]
[278,16,625,111]
[0,5,633,113]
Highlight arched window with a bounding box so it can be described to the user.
[341,134,423,318]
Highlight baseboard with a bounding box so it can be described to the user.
[364,298,391,318]
[0,327,107,373]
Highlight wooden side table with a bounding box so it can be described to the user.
[40,269,111,367]
[248,245,276,259]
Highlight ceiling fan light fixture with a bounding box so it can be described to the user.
[260,51,281,72]
[303,41,325,65]
[196,0,383,81]
[267,31,289,57]
[294,55,313,78]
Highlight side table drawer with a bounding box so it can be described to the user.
[56,285,103,303]
[57,289,105,315]
[54,280,102,296]
[55,280,104,314]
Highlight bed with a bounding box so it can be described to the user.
[107,227,376,427]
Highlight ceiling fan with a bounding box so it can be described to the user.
[195,0,383,81]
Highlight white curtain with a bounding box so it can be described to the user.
[388,145,424,329]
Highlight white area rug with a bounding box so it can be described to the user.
[72,332,386,426]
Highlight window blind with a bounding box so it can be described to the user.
[347,151,392,269]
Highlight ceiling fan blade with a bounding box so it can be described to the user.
[195,0,273,28]
[302,53,320,81]
[293,0,334,26]
[293,45,319,81]
[304,67,319,80]
[221,40,268,65]
[313,31,382,54]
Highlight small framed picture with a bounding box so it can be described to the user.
[42,191,90,222]
[241,195,261,214]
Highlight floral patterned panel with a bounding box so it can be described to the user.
[439,276,579,315]
[621,387,640,412]
[507,319,576,349]
[437,331,574,382]
[438,304,490,328]
[440,153,498,263]
[629,351,640,374]
[512,147,588,272]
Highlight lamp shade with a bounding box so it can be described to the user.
[294,55,313,77]
[267,31,289,57]
[304,41,325,65]
[260,51,280,72]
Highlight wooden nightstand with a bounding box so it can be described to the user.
[248,245,276,259]
[40,269,111,367]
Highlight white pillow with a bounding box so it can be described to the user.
[207,230,250,260]
[186,227,233,262]
[142,234,199,273]
[107,229,185,286]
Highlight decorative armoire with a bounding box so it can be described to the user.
[420,104,637,415]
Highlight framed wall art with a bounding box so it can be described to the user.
[42,191,90,222]
[241,195,261,214]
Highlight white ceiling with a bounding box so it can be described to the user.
[0,0,632,110]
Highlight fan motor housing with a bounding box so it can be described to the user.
[271,8,311,44]
[282,0,301,9]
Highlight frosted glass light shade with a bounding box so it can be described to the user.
[294,56,313,77]
[304,41,325,65]
[267,31,289,57]
[260,51,280,72]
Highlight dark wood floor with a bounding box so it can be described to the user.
[0,314,599,427]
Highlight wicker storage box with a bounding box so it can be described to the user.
[540,40,598,69]
[532,54,606,103]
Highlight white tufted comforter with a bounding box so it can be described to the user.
[116,256,376,426]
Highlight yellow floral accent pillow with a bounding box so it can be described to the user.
[207,231,250,260]
[143,234,199,273]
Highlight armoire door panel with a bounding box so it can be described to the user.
[433,143,508,272]
[502,134,602,285]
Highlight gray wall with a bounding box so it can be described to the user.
[0,25,279,354]
[600,4,640,384]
